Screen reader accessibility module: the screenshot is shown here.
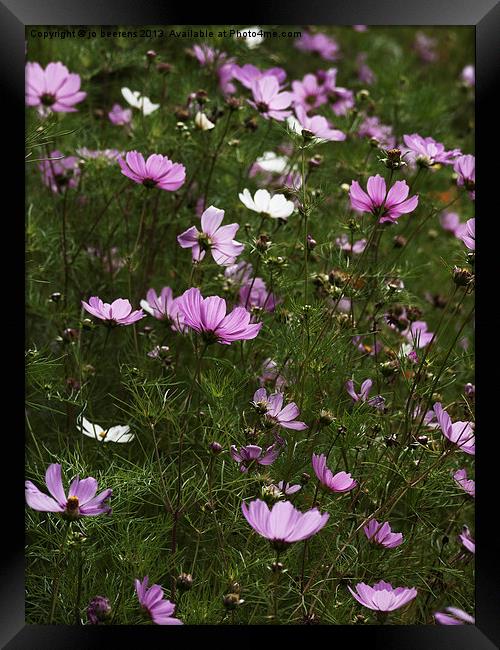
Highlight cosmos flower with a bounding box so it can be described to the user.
[439,211,466,237]
[312,453,357,493]
[402,321,435,349]
[457,218,475,251]
[357,116,396,149]
[413,32,438,63]
[177,287,262,345]
[134,576,182,625]
[177,205,244,266]
[252,151,290,175]
[192,44,227,66]
[433,403,475,455]
[230,444,280,472]
[232,64,286,90]
[460,65,475,88]
[25,463,112,517]
[121,87,159,115]
[241,499,329,547]
[239,188,295,220]
[336,234,367,254]
[118,151,186,191]
[349,175,419,223]
[275,481,302,496]
[108,103,132,126]
[454,154,475,199]
[87,596,112,624]
[140,287,186,331]
[453,469,475,497]
[236,26,265,49]
[77,415,134,443]
[314,68,354,116]
[401,134,461,167]
[26,61,86,113]
[459,525,475,553]
[259,358,288,391]
[345,379,385,410]
[252,388,307,430]
[291,73,327,111]
[76,148,123,162]
[81,297,145,326]
[348,580,417,612]
[363,520,404,548]
[39,150,80,193]
[356,53,376,85]
[239,277,279,313]
[194,112,215,130]
[248,76,293,121]
[434,607,475,625]
[295,32,340,61]
[288,105,345,142]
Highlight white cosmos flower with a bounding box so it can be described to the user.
[194,111,215,130]
[77,415,135,443]
[239,188,295,220]
[255,151,290,174]
[241,26,264,49]
[121,87,159,116]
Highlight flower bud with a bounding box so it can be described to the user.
[256,234,271,252]
[307,234,317,250]
[308,154,323,169]
[393,235,407,248]
[301,128,314,140]
[196,89,208,103]
[66,377,81,391]
[223,593,244,610]
[174,107,190,121]
[176,573,193,592]
[156,62,172,74]
[50,292,62,303]
[453,266,474,287]
[244,117,258,131]
[340,183,350,193]
[146,50,157,60]
[82,318,93,330]
[318,409,335,426]
[87,596,111,625]
[209,441,223,455]
[300,472,311,485]
[270,561,284,573]
[62,327,79,342]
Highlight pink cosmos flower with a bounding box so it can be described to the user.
[239,277,279,313]
[402,321,435,349]
[108,103,132,126]
[414,32,438,63]
[140,287,186,332]
[349,174,419,223]
[345,379,385,410]
[177,206,244,266]
[458,218,475,251]
[177,287,262,345]
[81,297,145,326]
[453,469,475,497]
[357,116,396,149]
[434,607,475,625]
[230,444,280,472]
[118,151,186,191]
[134,576,182,625]
[39,150,80,193]
[312,453,357,493]
[241,499,329,547]
[25,463,112,518]
[259,358,288,391]
[295,32,340,61]
[248,76,293,121]
[433,403,475,455]
[252,388,307,430]
[459,525,475,554]
[439,211,465,237]
[192,44,227,67]
[352,336,383,357]
[276,481,301,495]
[218,62,237,95]
[460,65,475,88]
[289,105,345,142]
[363,520,404,548]
[356,53,376,85]
[26,61,86,113]
[314,68,354,116]
[77,148,122,163]
[454,154,475,199]
[291,73,327,111]
[336,234,367,254]
[401,134,461,167]
[225,261,254,287]
[348,580,417,612]
[232,63,286,90]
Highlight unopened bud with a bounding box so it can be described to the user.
[308,154,323,169]
[223,593,244,610]
[146,50,157,60]
[176,573,193,592]
[87,596,111,625]
[453,266,474,287]
[156,62,172,74]
[307,234,317,250]
[393,235,407,248]
[50,292,62,303]
[209,441,223,455]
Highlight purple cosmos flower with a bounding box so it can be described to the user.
[108,103,132,126]
[464,383,475,398]
[39,150,80,193]
[345,379,385,410]
[363,520,404,548]
[458,218,475,251]
[276,481,301,495]
[439,211,465,237]
[459,525,475,553]
[252,388,307,430]
[289,105,346,142]
[454,154,475,199]
[224,261,254,287]
[460,65,475,88]
[295,32,340,61]
[259,358,288,391]
[177,287,262,345]
[357,116,396,149]
[82,297,145,326]
[77,148,123,163]
[140,287,186,331]
[314,68,354,115]
[352,336,383,357]
[312,453,357,493]
[291,73,327,111]
[87,596,111,624]
[232,64,286,90]
[356,53,376,85]
[336,234,367,254]
[118,151,186,191]
[192,44,227,67]
[414,32,438,63]
[433,403,475,455]
[349,175,419,224]
[241,499,329,547]
[217,62,237,95]
[25,463,112,518]
[239,277,279,313]
[248,76,293,122]
[453,469,475,497]
[26,61,86,113]
[135,576,182,625]
[177,206,244,266]
[348,580,417,612]
[230,444,280,472]
[402,321,435,349]
[402,134,461,168]
[434,607,475,625]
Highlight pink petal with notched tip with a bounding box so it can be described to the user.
[201,206,225,236]
[367,175,386,206]
[25,481,64,512]
[349,181,373,213]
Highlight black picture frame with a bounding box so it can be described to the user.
[5,0,498,646]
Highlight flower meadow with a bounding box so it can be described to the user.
[25,26,475,626]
